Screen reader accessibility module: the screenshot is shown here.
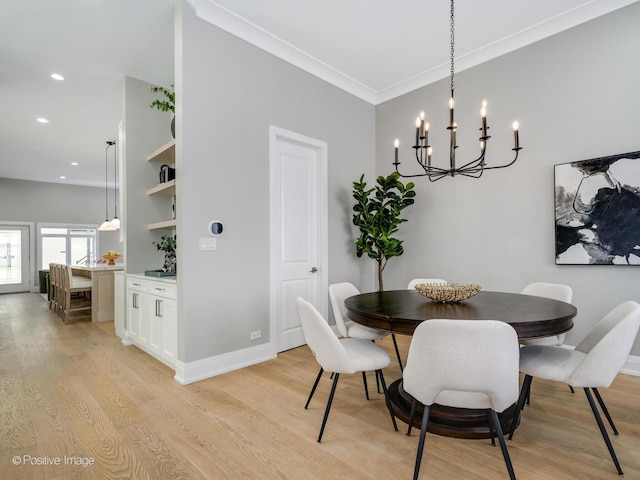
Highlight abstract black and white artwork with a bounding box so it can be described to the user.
[555,151,640,265]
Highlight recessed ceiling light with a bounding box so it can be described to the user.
[71,162,78,166]
[60,176,66,179]
[36,117,49,123]
[51,73,64,81]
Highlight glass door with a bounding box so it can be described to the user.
[0,225,30,294]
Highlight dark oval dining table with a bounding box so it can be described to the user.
[345,289,577,439]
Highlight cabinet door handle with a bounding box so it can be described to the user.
[133,293,139,309]
[154,287,165,291]
[156,299,163,317]
[132,282,142,286]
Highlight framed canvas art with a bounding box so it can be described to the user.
[554,151,640,265]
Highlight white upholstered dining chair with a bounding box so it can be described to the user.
[403,319,519,480]
[519,282,573,346]
[510,300,640,476]
[296,297,398,442]
[329,282,404,370]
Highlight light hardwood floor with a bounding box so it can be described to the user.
[1,292,639,479]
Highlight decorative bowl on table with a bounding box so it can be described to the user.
[101,250,121,266]
[415,282,481,303]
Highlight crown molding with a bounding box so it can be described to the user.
[185,0,378,103]
[187,0,639,106]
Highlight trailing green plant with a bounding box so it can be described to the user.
[352,172,416,291]
[150,84,175,113]
[153,235,176,253]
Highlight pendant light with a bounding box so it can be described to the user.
[98,141,116,231]
[108,140,120,229]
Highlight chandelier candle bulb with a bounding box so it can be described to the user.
[449,97,455,125]
[415,117,420,144]
[512,121,520,148]
[480,100,488,137]
[424,122,429,148]
[394,139,399,163]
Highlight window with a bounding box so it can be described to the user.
[39,225,97,268]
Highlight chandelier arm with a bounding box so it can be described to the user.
[428,172,451,182]
[394,168,434,179]
[478,149,522,171]
[456,151,487,172]
[457,169,485,179]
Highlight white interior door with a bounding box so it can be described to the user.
[270,127,328,353]
[0,225,30,294]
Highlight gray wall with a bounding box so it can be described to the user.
[0,177,122,286]
[176,2,374,362]
[375,3,640,354]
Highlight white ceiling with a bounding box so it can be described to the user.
[1,0,636,187]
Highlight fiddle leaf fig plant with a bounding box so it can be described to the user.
[352,172,416,292]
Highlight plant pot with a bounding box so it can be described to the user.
[164,252,176,275]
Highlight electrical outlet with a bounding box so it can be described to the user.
[250,330,261,340]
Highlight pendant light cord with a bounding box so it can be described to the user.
[104,142,110,220]
[113,141,117,218]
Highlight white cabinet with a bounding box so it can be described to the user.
[127,275,177,368]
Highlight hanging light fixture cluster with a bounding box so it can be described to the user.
[98,140,120,231]
[393,0,522,181]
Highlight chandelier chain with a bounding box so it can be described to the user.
[450,0,455,93]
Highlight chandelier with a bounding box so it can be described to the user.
[393,0,522,181]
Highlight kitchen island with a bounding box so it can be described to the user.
[70,264,124,322]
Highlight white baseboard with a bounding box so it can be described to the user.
[621,354,640,376]
[173,342,276,385]
[171,342,640,385]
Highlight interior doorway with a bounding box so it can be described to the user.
[269,126,328,354]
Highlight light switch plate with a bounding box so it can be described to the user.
[199,237,216,251]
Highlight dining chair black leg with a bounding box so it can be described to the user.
[488,412,496,446]
[376,369,398,432]
[391,333,404,371]
[317,373,340,443]
[407,398,418,436]
[370,340,381,393]
[362,371,370,400]
[489,409,517,480]
[509,374,532,441]
[413,405,430,480]
[305,367,324,409]
[569,385,575,393]
[584,388,623,475]
[593,388,618,435]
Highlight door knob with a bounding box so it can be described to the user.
[310,267,318,273]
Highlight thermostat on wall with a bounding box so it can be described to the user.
[209,220,223,235]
